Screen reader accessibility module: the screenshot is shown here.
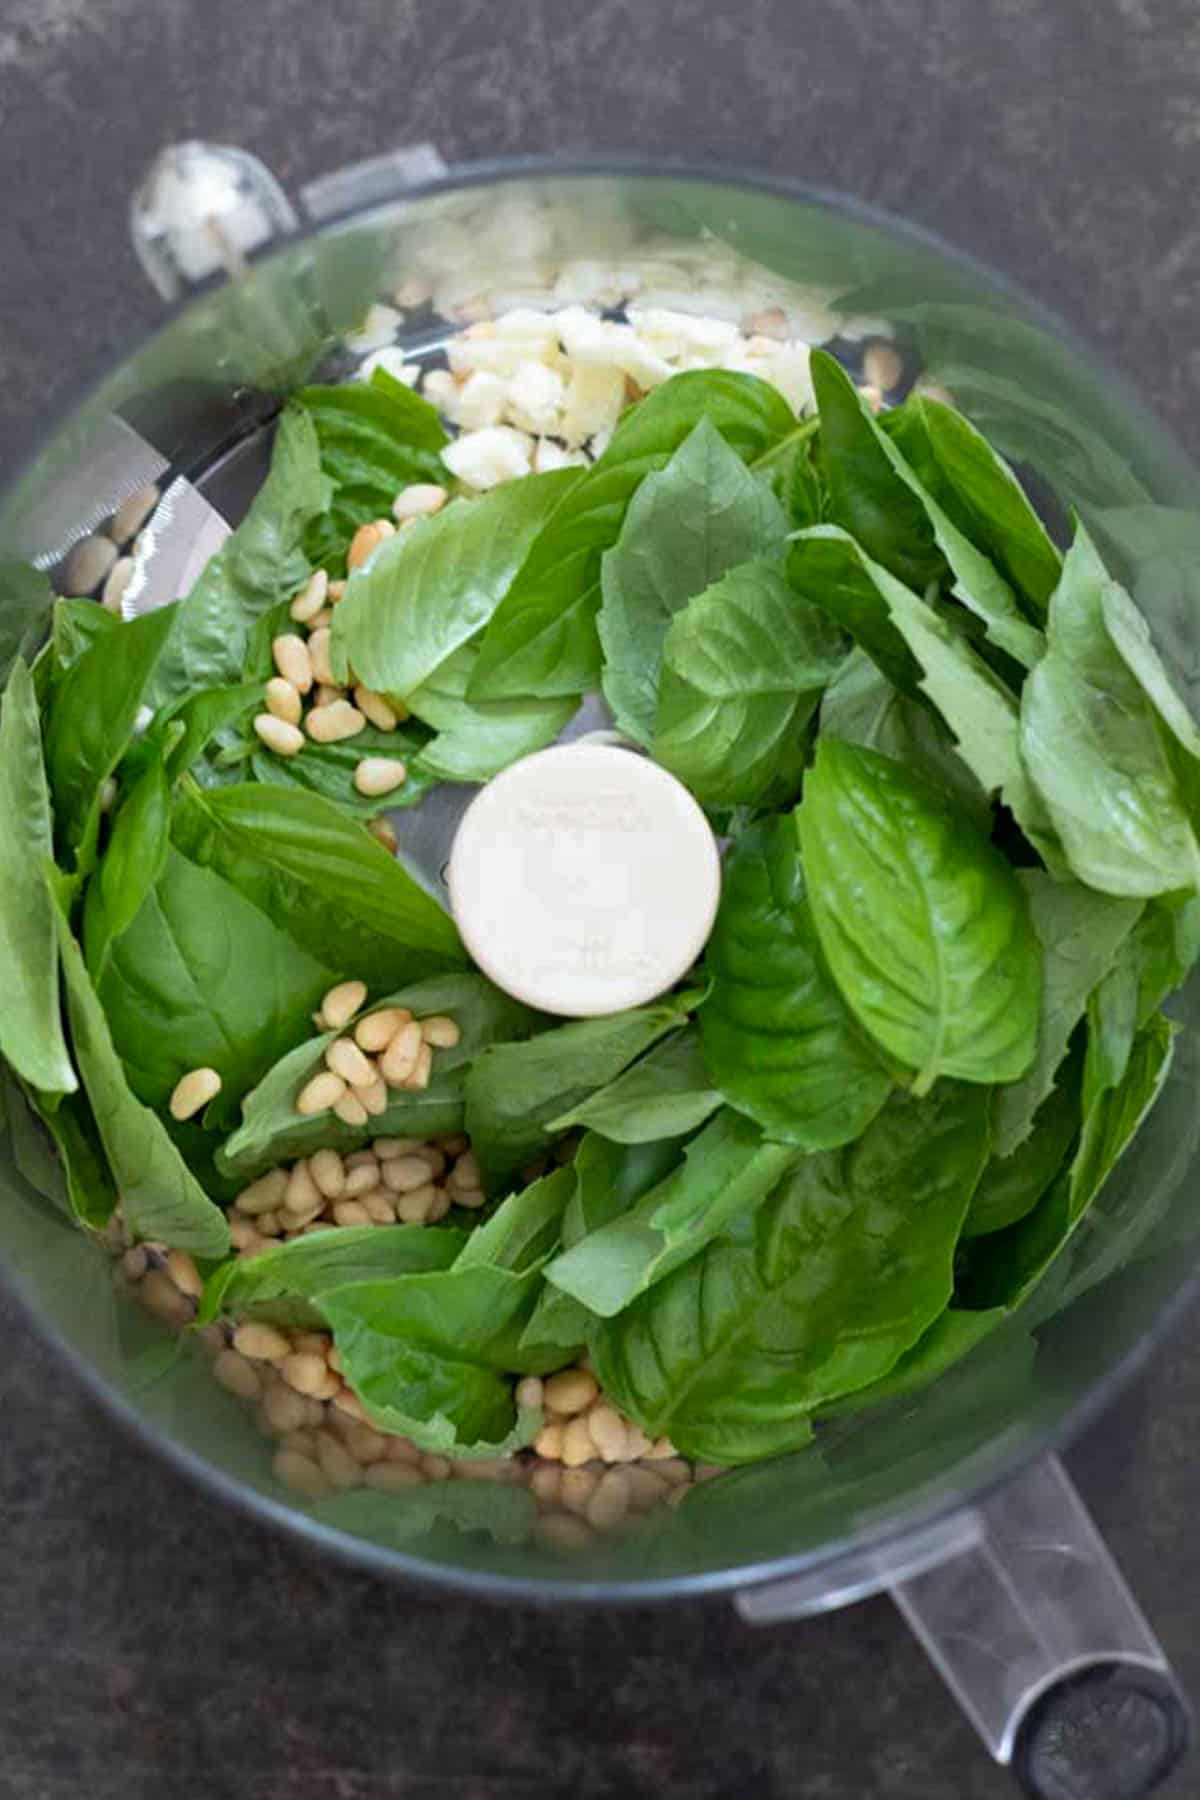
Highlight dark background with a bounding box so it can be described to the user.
[2,2,1200,1795]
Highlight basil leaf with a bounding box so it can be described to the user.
[407,640,577,784]
[599,420,789,746]
[89,845,335,1128]
[171,779,465,989]
[790,525,1060,864]
[330,469,580,699]
[990,872,1140,1155]
[44,603,177,871]
[590,1082,991,1461]
[0,559,52,686]
[811,348,941,591]
[548,1030,721,1143]
[958,1014,1174,1312]
[1085,895,1200,1112]
[798,738,1040,1092]
[653,557,844,805]
[52,597,119,671]
[820,647,990,829]
[965,1075,1080,1239]
[157,683,264,783]
[1020,525,1200,896]
[7,1075,117,1228]
[816,1306,1008,1420]
[148,408,331,709]
[757,419,822,527]
[250,720,438,819]
[453,1166,575,1274]
[203,1222,466,1331]
[546,1110,795,1318]
[0,659,76,1094]
[470,370,798,701]
[298,371,448,573]
[885,395,1061,614]
[317,1271,543,1455]
[700,817,892,1147]
[48,876,229,1256]
[464,996,695,1193]
[219,973,537,1178]
[84,758,171,980]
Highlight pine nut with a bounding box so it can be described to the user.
[280,1428,319,1458]
[654,1458,691,1488]
[863,340,904,392]
[342,1161,380,1198]
[328,580,347,603]
[290,568,328,623]
[334,1090,369,1126]
[363,1190,396,1224]
[645,1435,679,1461]
[388,1436,422,1465]
[281,1352,340,1399]
[394,1184,437,1223]
[587,1405,630,1463]
[235,1168,288,1214]
[272,634,313,692]
[345,1424,389,1465]
[420,1015,461,1049]
[344,1149,380,1172]
[360,1077,389,1117]
[561,1415,597,1468]
[307,626,336,686]
[354,756,407,797]
[544,1369,599,1416]
[327,1345,343,1372]
[264,678,303,725]
[308,608,334,631]
[314,682,343,707]
[309,1148,346,1199]
[213,1349,263,1402]
[228,1216,262,1251]
[380,1154,437,1194]
[381,1021,423,1085]
[254,711,305,756]
[365,1461,423,1492]
[325,1037,376,1088]
[122,1246,148,1282]
[354,1008,413,1052]
[625,1423,653,1459]
[516,1376,544,1410]
[316,1431,363,1490]
[450,1150,480,1189]
[392,483,448,521]
[427,1189,452,1221]
[347,518,396,570]
[111,483,159,545]
[307,700,365,744]
[456,1457,517,1483]
[234,1321,291,1362]
[452,1187,486,1211]
[273,1448,331,1499]
[412,1146,446,1177]
[586,1469,631,1530]
[140,1269,193,1327]
[559,1466,599,1513]
[283,1159,322,1213]
[624,1466,669,1511]
[64,533,117,595]
[353,686,399,731]
[534,1423,564,1461]
[296,1070,346,1115]
[263,1381,309,1434]
[165,1249,203,1299]
[530,1464,562,1506]
[367,817,398,853]
[373,1136,422,1159]
[101,556,133,614]
[169,1066,221,1121]
[320,980,368,1031]
[400,1043,432,1091]
[534,1513,594,1554]
[331,1387,368,1422]
[333,1200,371,1227]
[421,1454,452,1480]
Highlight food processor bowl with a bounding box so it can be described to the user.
[4,150,1199,1798]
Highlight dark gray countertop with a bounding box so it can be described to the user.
[3,3,1200,1795]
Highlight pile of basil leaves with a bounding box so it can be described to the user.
[1,348,1196,1470]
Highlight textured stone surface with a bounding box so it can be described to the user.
[3,2,1200,1796]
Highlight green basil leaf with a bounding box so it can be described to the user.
[49,875,229,1256]
[250,720,438,819]
[148,408,331,709]
[989,872,1140,1155]
[331,469,580,699]
[548,1030,721,1143]
[406,639,578,784]
[1086,893,1200,1113]
[453,1165,574,1274]
[202,1222,466,1331]
[44,603,177,870]
[599,420,790,746]
[6,1073,117,1228]
[298,371,448,573]
[171,779,465,989]
[965,1074,1080,1238]
[700,817,892,1147]
[158,682,265,782]
[815,1305,1008,1420]
[811,348,942,591]
[798,738,1040,1092]
[819,647,990,828]
[89,845,335,1128]
[470,370,798,701]
[84,758,171,980]
[1020,525,1200,896]
[317,1270,543,1455]
[464,996,696,1193]
[653,556,843,805]
[0,659,76,1094]
[546,1109,795,1318]
[0,559,52,687]
[591,1082,991,1461]
[219,973,538,1178]
[885,395,1062,614]
[756,419,823,527]
[52,597,119,671]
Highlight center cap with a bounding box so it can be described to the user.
[446,744,721,1018]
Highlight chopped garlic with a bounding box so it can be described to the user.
[506,360,565,435]
[456,370,509,430]
[558,364,627,448]
[442,426,534,490]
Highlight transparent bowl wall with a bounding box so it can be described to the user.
[3,164,1199,1599]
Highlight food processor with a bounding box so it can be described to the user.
[3,146,1199,1798]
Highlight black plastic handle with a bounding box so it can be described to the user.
[1012,1661,1192,1800]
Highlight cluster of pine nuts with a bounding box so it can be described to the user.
[251,482,446,794]
[292,978,463,1128]
[60,480,161,614]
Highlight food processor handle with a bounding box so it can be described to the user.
[737,1455,1190,1796]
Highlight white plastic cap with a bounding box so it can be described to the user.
[446,744,721,1018]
